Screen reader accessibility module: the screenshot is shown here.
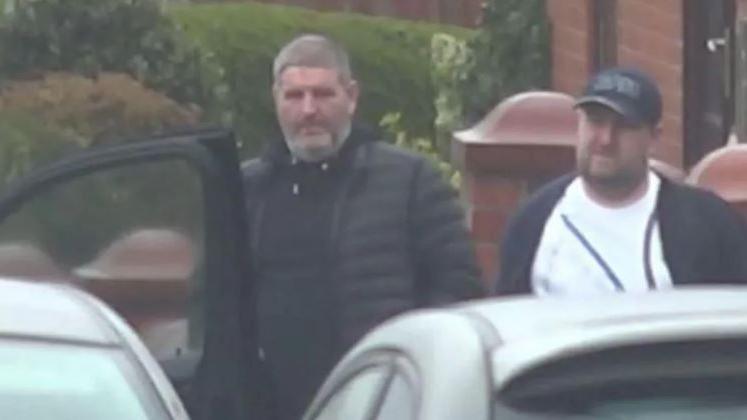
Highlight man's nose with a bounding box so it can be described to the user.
[594,122,615,146]
[301,94,318,115]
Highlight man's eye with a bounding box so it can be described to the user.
[284,91,303,100]
[313,89,335,99]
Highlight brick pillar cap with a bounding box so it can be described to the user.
[455,91,577,146]
[452,91,578,175]
[687,144,747,202]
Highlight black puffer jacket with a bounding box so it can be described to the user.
[242,126,484,349]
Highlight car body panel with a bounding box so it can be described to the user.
[308,286,747,419]
[0,276,119,345]
[307,311,491,420]
[72,283,190,420]
[0,276,190,420]
[459,287,747,389]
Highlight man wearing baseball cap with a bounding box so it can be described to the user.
[495,67,747,296]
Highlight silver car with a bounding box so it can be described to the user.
[305,287,747,419]
[0,277,189,420]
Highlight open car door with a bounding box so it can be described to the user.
[0,128,263,419]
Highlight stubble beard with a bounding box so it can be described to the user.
[283,121,352,162]
[579,159,648,202]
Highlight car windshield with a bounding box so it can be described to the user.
[0,338,169,420]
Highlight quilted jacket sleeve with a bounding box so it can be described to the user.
[409,158,485,305]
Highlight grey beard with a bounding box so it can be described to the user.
[284,123,351,162]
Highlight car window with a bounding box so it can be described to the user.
[0,130,261,420]
[375,372,415,420]
[314,366,391,420]
[0,338,170,420]
[494,338,747,419]
[0,159,205,360]
[494,375,747,419]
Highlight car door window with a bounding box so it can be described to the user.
[0,159,205,359]
[314,366,391,420]
[0,130,261,420]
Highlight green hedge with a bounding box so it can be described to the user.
[169,2,473,157]
[0,0,221,116]
[461,0,550,124]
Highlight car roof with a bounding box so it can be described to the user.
[461,286,747,342]
[456,286,747,387]
[312,287,747,420]
[333,286,747,400]
[0,277,120,346]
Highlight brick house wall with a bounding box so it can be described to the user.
[547,0,594,95]
[547,0,685,167]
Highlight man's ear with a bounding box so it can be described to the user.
[645,124,662,152]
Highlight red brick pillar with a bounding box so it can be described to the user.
[453,92,578,289]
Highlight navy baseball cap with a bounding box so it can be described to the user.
[575,67,662,127]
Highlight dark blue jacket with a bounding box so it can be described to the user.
[496,173,747,295]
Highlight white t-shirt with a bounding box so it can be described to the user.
[531,171,673,296]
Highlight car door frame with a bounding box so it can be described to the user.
[0,128,263,420]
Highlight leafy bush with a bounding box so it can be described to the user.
[0,112,78,187]
[379,112,459,188]
[460,0,550,124]
[0,155,203,268]
[0,0,227,117]
[0,76,203,267]
[430,32,473,158]
[170,2,473,157]
[0,72,201,185]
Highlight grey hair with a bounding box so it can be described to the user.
[272,34,353,83]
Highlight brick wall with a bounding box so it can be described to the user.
[454,92,578,287]
[548,0,685,167]
[617,0,683,167]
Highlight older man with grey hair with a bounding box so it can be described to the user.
[271,34,356,163]
[242,33,483,419]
